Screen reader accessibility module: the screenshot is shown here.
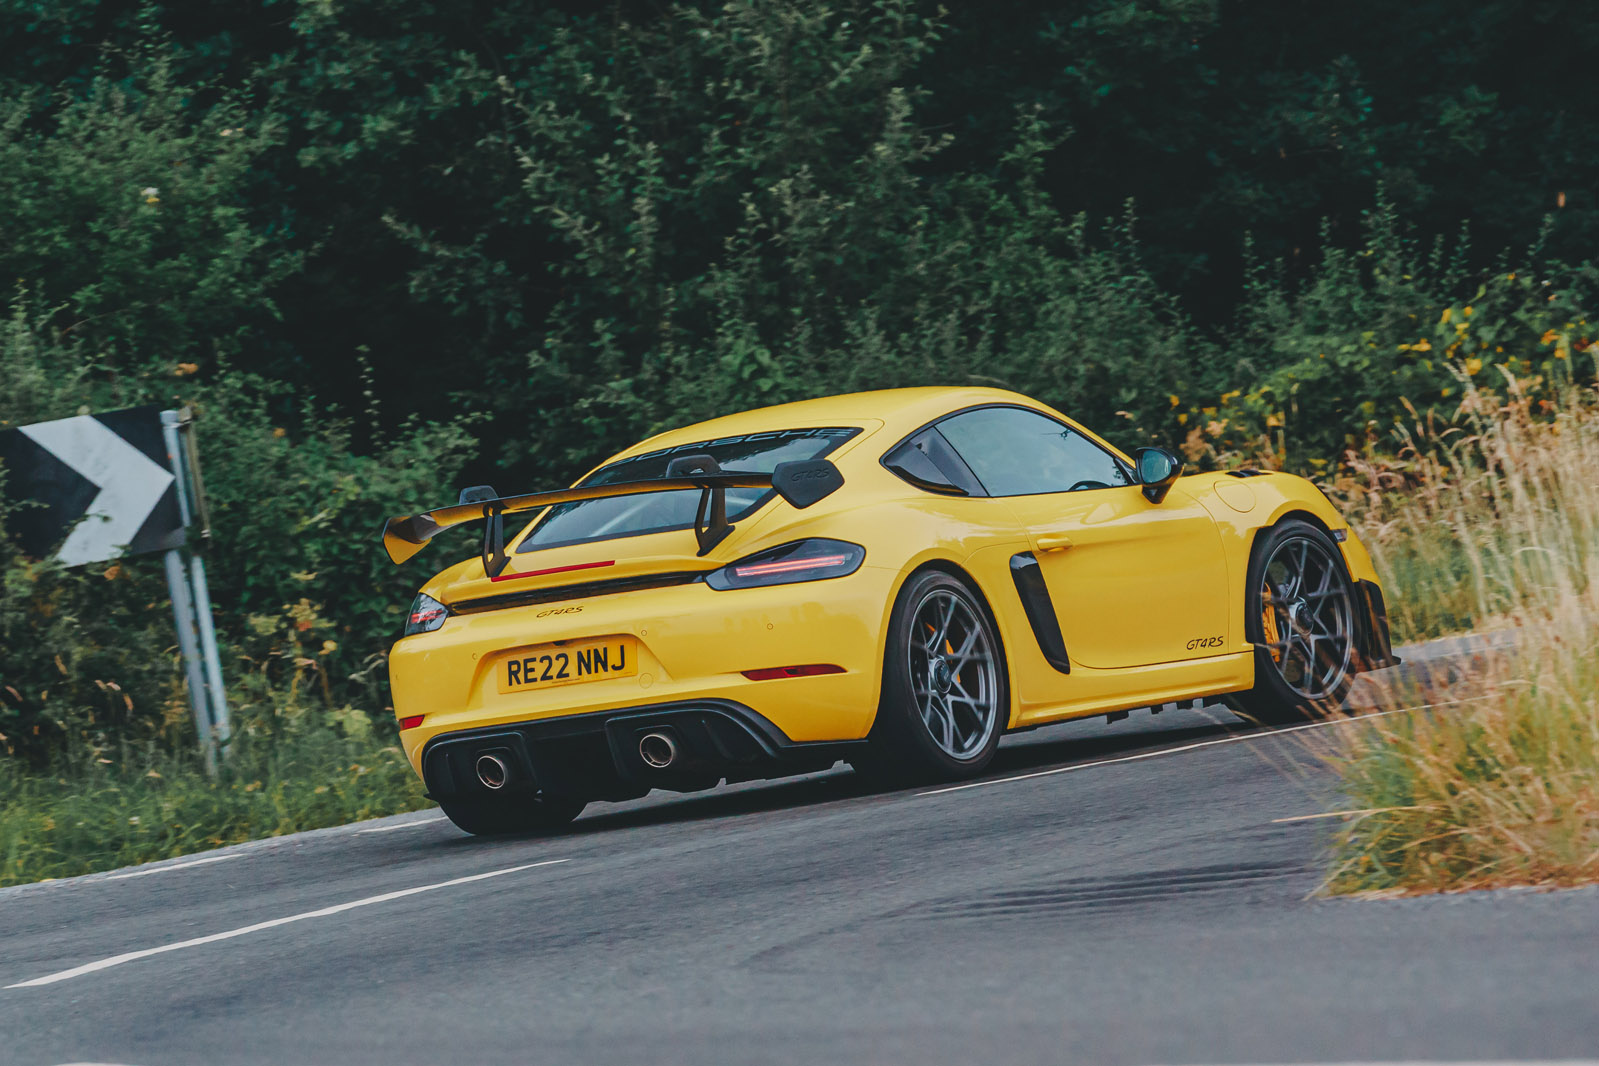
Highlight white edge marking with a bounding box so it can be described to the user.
[918,698,1485,797]
[106,854,243,880]
[358,815,449,834]
[1157,1061,1599,1066]
[8,859,567,989]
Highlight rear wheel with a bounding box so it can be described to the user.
[437,793,586,837]
[854,571,1007,783]
[1232,519,1357,724]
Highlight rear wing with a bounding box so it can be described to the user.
[381,455,843,576]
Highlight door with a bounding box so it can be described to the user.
[935,405,1230,671]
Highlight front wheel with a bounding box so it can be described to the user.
[854,571,1007,784]
[1231,519,1358,724]
[438,793,586,837]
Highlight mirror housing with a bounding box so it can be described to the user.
[1135,447,1183,504]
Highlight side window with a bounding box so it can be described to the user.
[936,407,1132,497]
[882,428,985,496]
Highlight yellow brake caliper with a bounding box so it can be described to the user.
[1261,587,1282,662]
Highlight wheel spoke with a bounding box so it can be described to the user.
[936,698,956,749]
[927,597,956,654]
[1311,562,1333,597]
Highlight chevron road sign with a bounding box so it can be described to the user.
[0,406,185,566]
[0,406,230,770]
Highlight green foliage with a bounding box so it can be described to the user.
[1196,196,1599,466]
[394,4,1205,465]
[0,58,295,383]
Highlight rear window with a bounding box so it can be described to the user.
[516,427,861,552]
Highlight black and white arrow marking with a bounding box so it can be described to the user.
[0,407,185,567]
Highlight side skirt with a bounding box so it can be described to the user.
[1006,651,1255,730]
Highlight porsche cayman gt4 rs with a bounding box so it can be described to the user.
[383,387,1397,835]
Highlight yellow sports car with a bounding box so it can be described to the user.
[384,387,1397,835]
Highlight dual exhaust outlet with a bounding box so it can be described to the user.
[472,729,679,790]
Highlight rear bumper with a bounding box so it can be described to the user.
[391,565,900,773]
[419,700,865,802]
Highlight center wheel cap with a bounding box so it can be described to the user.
[931,658,954,694]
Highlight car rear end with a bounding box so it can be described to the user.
[387,422,890,806]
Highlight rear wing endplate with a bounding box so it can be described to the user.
[381,456,843,575]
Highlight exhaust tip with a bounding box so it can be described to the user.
[638,731,678,770]
[475,753,511,790]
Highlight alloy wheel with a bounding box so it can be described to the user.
[906,588,1000,759]
[1258,534,1355,701]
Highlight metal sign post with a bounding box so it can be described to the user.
[160,410,230,767]
[0,405,228,773]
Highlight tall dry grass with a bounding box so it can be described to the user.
[1322,368,1599,894]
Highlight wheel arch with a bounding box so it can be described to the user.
[868,555,1018,733]
[1243,506,1333,562]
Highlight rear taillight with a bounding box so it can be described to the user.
[706,539,865,590]
[404,592,449,636]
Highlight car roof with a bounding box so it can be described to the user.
[614,386,1062,459]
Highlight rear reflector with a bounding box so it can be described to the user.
[399,715,425,730]
[740,664,845,681]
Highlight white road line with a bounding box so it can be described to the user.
[919,698,1483,798]
[7,859,568,990]
[1172,1061,1599,1066]
[357,814,448,834]
[106,854,243,880]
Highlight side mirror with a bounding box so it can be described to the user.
[457,484,499,506]
[1134,447,1183,504]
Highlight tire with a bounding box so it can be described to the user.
[1231,519,1358,725]
[853,570,1008,784]
[438,793,586,837]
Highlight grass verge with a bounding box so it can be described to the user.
[1326,372,1599,894]
[0,714,428,888]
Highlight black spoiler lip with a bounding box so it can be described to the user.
[381,473,774,565]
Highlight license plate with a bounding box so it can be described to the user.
[497,636,638,694]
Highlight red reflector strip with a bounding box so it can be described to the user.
[490,559,616,583]
[740,664,845,681]
[731,554,848,579]
[409,608,446,626]
[399,715,425,730]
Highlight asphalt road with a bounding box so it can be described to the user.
[2,640,1595,1066]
